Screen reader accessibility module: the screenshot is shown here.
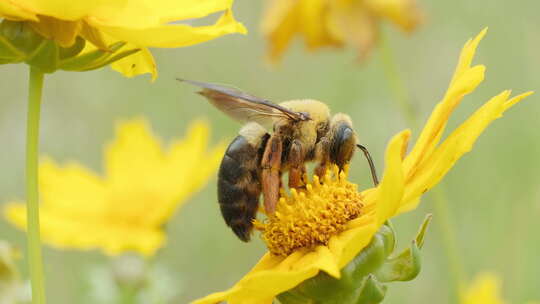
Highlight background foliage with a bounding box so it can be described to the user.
[1,1,539,303]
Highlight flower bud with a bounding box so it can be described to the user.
[277,214,432,304]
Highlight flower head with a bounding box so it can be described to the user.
[0,0,246,79]
[254,168,364,256]
[262,0,422,62]
[193,29,532,304]
[4,119,225,257]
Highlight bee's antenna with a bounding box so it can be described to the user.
[356,144,379,186]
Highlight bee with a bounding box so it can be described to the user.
[179,79,379,242]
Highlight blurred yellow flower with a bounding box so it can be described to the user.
[4,119,225,257]
[461,273,505,304]
[193,29,532,304]
[262,0,422,62]
[0,0,246,79]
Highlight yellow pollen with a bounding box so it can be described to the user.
[254,166,364,256]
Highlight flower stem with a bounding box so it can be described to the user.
[26,66,46,304]
[378,30,463,302]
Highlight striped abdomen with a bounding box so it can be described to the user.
[217,133,269,241]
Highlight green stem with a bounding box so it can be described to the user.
[119,286,138,304]
[378,31,463,302]
[26,66,46,304]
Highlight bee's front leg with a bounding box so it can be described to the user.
[314,137,330,179]
[288,139,307,189]
[261,133,282,214]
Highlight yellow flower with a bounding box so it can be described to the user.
[461,273,505,304]
[193,29,532,304]
[3,119,225,257]
[0,0,246,79]
[262,0,422,62]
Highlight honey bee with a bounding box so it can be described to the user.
[179,79,379,242]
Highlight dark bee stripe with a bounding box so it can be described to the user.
[217,134,268,241]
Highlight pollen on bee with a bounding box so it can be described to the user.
[254,165,364,256]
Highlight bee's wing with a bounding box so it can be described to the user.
[179,79,307,128]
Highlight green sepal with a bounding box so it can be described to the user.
[355,275,386,304]
[25,39,59,73]
[374,214,432,282]
[59,36,86,60]
[277,224,394,304]
[0,21,39,62]
[0,19,140,73]
[278,215,432,304]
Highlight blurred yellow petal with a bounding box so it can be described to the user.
[38,159,107,216]
[461,273,505,304]
[298,0,338,49]
[261,0,300,62]
[3,118,221,257]
[105,118,163,188]
[262,0,422,62]
[364,0,422,31]
[98,9,246,48]
[327,0,378,59]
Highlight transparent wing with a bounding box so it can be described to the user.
[178,79,309,128]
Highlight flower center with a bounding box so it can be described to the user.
[254,166,364,256]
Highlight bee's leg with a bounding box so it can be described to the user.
[261,134,283,214]
[288,139,307,189]
[314,137,330,179]
[314,162,327,179]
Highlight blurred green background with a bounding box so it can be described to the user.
[1,1,539,303]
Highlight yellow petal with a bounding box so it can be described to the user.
[0,1,37,20]
[111,47,157,81]
[97,9,246,48]
[403,29,487,180]
[375,130,410,225]
[89,0,234,29]
[261,0,300,62]
[104,118,164,190]
[38,159,108,216]
[7,0,118,21]
[399,91,532,212]
[195,245,348,304]
[331,223,378,268]
[461,273,505,304]
[364,0,422,32]
[28,15,80,47]
[327,1,377,60]
[145,120,225,225]
[298,0,339,49]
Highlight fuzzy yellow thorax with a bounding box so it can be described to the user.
[254,166,363,256]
